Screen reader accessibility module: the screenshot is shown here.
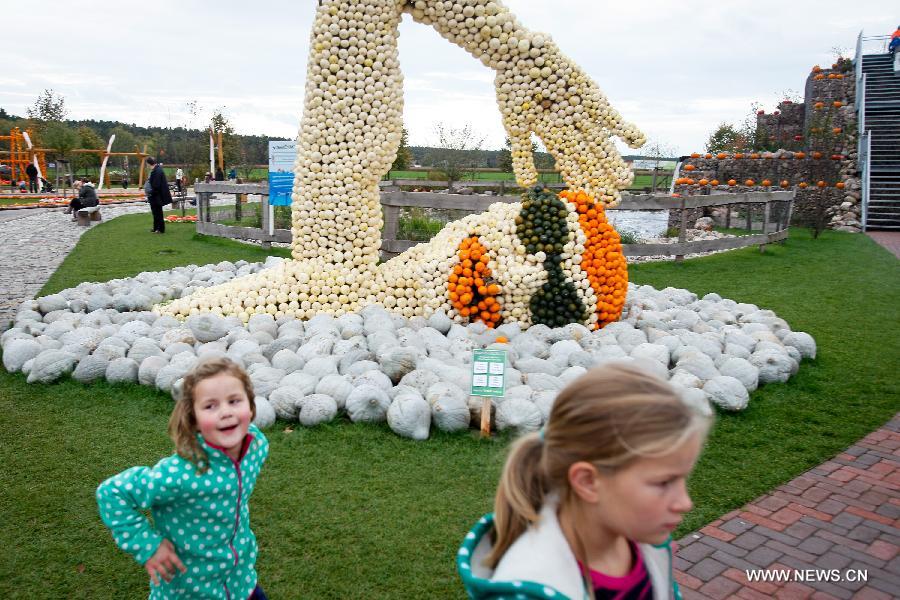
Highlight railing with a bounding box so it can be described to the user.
[860,132,871,232]
[859,73,867,135]
[194,182,289,248]
[381,189,793,261]
[855,31,892,107]
[193,183,793,262]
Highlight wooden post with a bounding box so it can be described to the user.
[745,202,752,232]
[725,204,731,229]
[480,397,492,437]
[235,193,243,222]
[763,200,771,233]
[217,131,224,175]
[675,197,687,262]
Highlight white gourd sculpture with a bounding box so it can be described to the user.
[156,0,645,330]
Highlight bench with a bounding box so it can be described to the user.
[76,206,102,226]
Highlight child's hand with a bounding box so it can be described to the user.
[144,539,186,586]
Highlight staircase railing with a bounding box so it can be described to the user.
[855,31,863,107]
[860,132,871,232]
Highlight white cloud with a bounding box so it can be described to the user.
[1,0,896,156]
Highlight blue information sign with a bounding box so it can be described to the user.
[268,141,296,207]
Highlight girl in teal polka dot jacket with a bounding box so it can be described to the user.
[97,357,269,600]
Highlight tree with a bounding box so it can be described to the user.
[391,126,412,172]
[72,126,103,174]
[426,122,485,183]
[26,89,67,122]
[705,123,749,153]
[210,108,238,167]
[638,138,677,191]
[497,137,513,173]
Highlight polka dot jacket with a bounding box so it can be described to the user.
[97,424,269,599]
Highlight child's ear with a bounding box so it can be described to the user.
[568,461,601,503]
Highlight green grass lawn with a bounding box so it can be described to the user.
[2,219,898,598]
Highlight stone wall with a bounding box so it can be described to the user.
[673,64,861,232]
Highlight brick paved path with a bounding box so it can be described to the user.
[866,231,900,259]
[675,414,900,599]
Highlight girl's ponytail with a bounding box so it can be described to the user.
[486,431,546,568]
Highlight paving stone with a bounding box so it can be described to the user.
[699,574,743,600]
[798,535,834,555]
[832,513,864,530]
[817,550,854,570]
[721,519,755,536]
[777,581,817,598]
[744,544,783,567]
[785,521,820,540]
[733,531,769,551]
[848,526,883,544]
[819,498,848,515]
[865,540,898,561]
[687,557,728,582]
[679,541,717,563]
[698,536,749,557]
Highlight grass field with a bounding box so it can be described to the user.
[1,217,898,598]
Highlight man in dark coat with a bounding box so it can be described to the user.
[25,162,38,193]
[147,157,172,233]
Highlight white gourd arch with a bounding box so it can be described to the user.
[156,0,645,328]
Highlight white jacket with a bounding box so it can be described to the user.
[465,497,679,600]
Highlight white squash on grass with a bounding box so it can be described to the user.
[271,349,305,373]
[703,376,749,411]
[106,358,139,384]
[378,346,420,383]
[250,367,287,398]
[314,374,354,410]
[73,354,111,384]
[399,369,442,396]
[495,397,543,433]
[303,356,339,378]
[387,390,431,440]
[2,338,41,372]
[269,386,307,420]
[346,384,391,423]
[278,371,319,396]
[298,394,338,427]
[26,350,78,384]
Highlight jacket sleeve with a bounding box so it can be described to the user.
[96,458,185,565]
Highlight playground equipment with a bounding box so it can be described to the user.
[0,128,48,187]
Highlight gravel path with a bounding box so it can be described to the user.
[0,204,149,330]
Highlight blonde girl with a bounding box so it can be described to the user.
[458,363,712,599]
[97,357,270,600]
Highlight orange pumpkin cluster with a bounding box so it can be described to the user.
[560,189,628,329]
[448,236,502,327]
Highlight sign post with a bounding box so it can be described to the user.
[268,141,296,208]
[470,348,508,438]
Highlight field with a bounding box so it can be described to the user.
[1,215,897,598]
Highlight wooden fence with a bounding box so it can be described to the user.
[194,182,793,260]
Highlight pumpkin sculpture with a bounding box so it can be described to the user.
[156,0,645,330]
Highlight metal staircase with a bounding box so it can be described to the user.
[856,34,900,230]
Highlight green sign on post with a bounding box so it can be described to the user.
[470,349,508,397]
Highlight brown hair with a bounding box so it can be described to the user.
[167,357,256,472]
[486,363,712,568]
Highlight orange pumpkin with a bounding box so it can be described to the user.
[835,182,845,189]
[710,179,719,186]
[812,65,821,72]
[816,181,826,188]
[690,152,700,158]
[780,180,790,188]
[749,153,760,159]
[716,153,727,160]
[833,101,843,108]
[798,182,809,188]
[684,164,696,171]
[727,179,737,186]
[704,153,712,159]
[833,127,842,134]
[814,102,825,110]
[761,179,772,187]
[698,179,709,186]
[734,153,744,159]
[745,179,755,186]
[795,151,806,159]
[814,74,825,80]
[812,152,823,159]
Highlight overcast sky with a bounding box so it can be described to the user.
[2,1,896,156]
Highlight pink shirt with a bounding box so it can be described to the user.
[579,541,653,600]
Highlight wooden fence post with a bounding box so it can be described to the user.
[675,197,687,262]
[745,202,752,232]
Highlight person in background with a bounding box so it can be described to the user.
[146,157,172,234]
[175,166,184,193]
[122,170,129,189]
[68,178,99,219]
[228,167,237,180]
[215,166,225,181]
[25,162,38,193]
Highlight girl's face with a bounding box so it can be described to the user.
[192,373,252,461]
[589,432,704,545]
